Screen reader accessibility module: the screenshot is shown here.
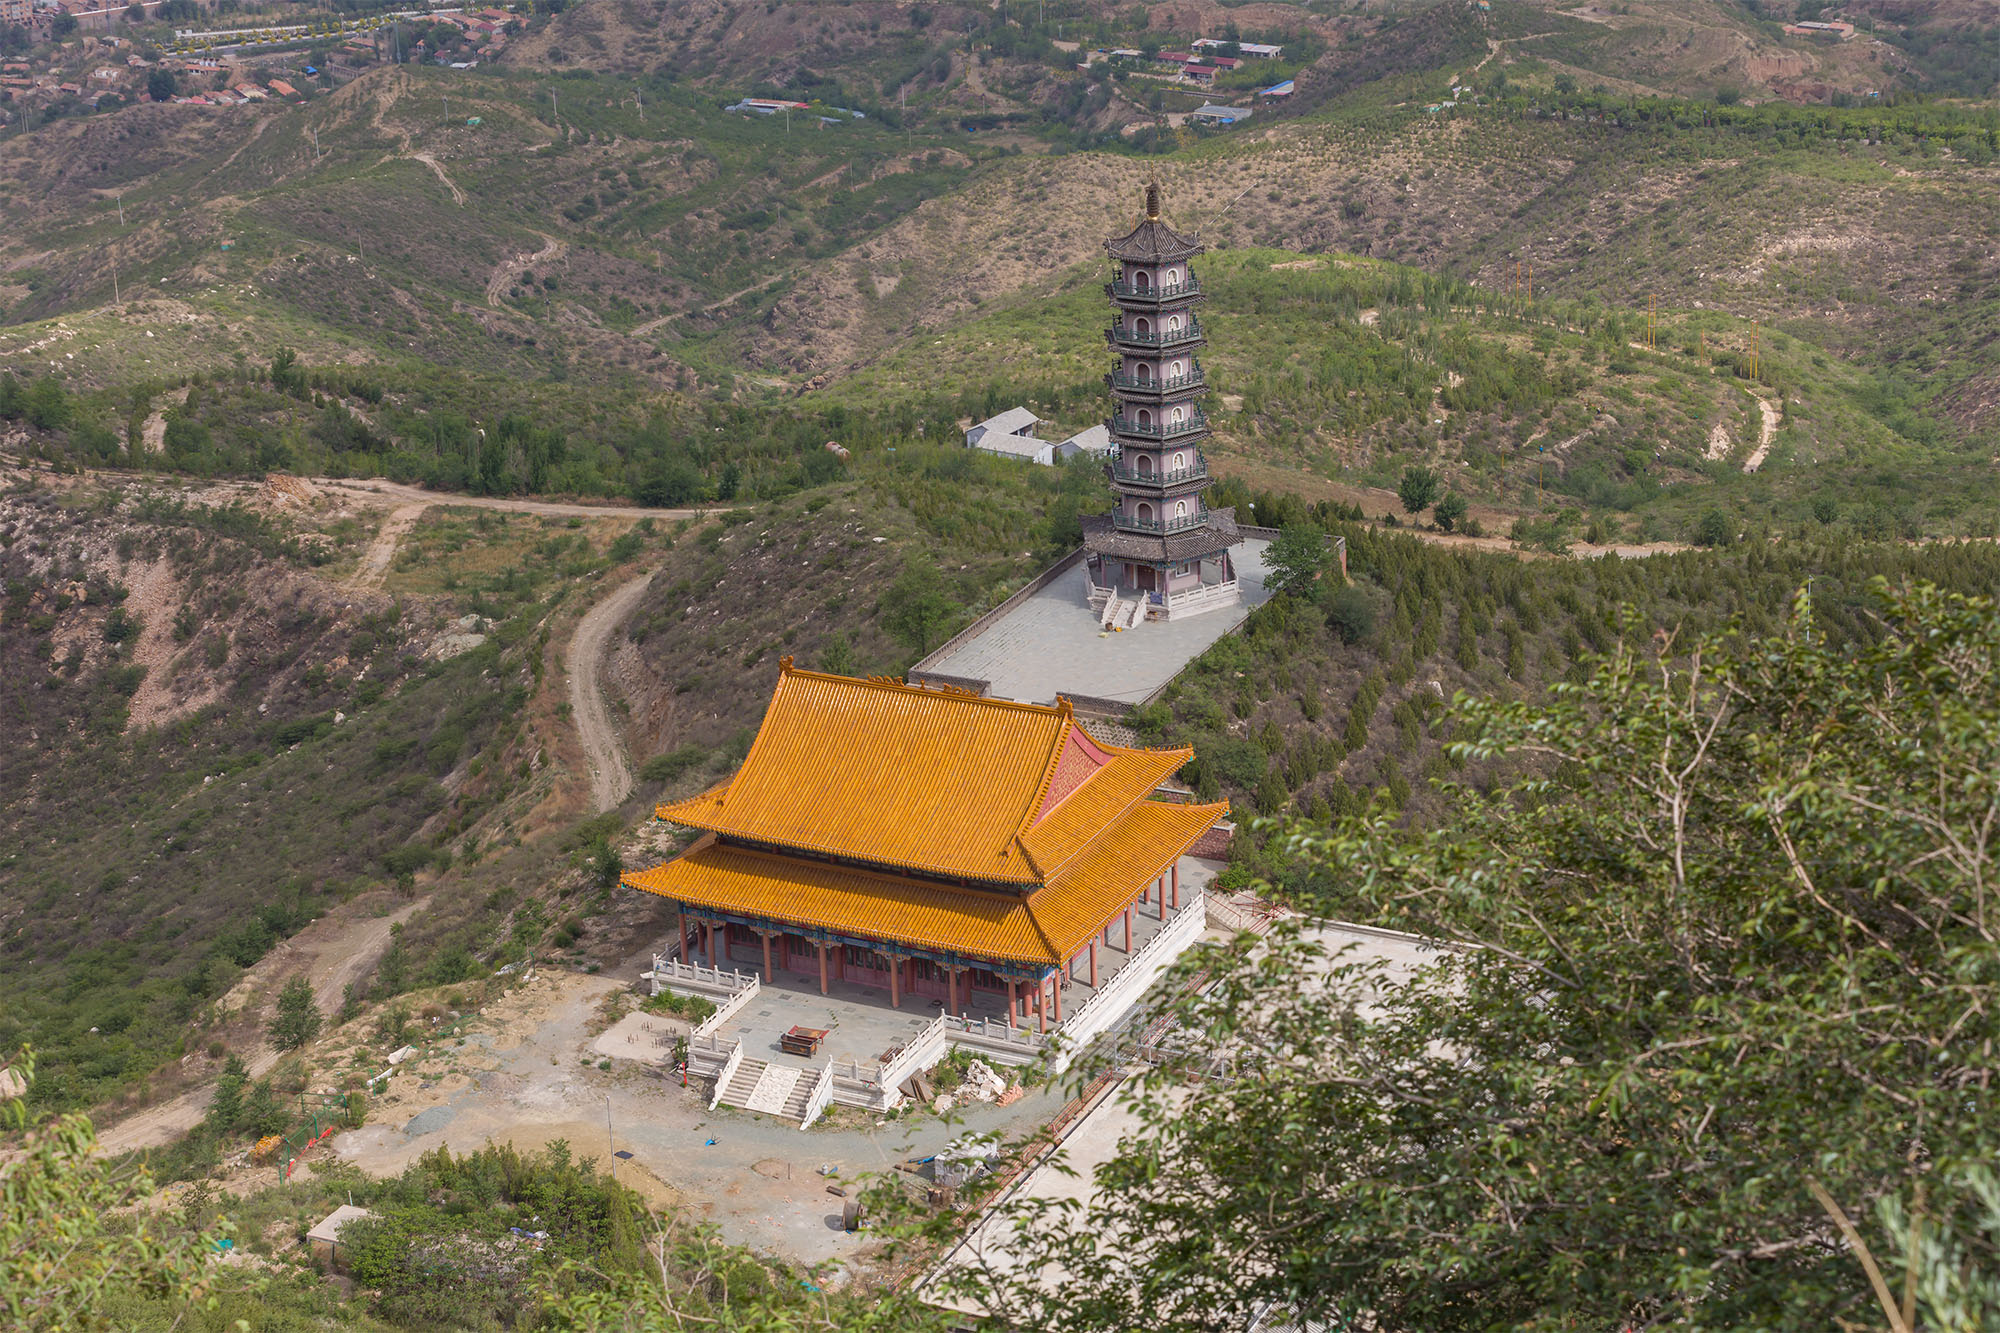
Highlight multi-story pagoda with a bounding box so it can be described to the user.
[1084,183,1244,623]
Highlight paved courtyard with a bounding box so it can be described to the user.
[697,856,1211,1073]
[920,539,1272,705]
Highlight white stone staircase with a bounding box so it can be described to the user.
[712,1056,822,1127]
[1119,598,1144,628]
[1099,594,1123,628]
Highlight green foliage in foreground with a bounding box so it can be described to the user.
[0,1049,217,1333]
[953,580,2000,1331]
[4,1050,947,1332]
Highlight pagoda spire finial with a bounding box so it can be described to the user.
[1145,181,1161,221]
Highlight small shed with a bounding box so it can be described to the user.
[306,1205,375,1273]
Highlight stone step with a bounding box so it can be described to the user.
[782,1074,817,1123]
[720,1057,767,1107]
[1099,594,1122,628]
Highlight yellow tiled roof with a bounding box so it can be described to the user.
[1018,748,1189,878]
[624,792,1225,968]
[654,663,1193,886]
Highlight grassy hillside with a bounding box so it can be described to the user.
[0,472,687,1113]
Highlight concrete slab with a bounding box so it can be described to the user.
[922,539,1273,705]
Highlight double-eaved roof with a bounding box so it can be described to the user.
[625,664,1224,966]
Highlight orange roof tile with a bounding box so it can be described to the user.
[654,664,1193,886]
[624,794,1225,967]
[1019,747,1190,878]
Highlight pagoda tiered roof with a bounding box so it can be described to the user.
[1081,506,1245,563]
[1106,185,1204,264]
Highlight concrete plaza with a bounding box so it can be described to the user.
[686,856,1216,1075]
[920,539,1273,706]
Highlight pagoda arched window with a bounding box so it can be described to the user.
[1168,267,1182,286]
[1173,451,1186,470]
[1134,270,1151,292]
[1138,502,1155,522]
[1135,363,1152,384]
[1136,317,1152,336]
[1137,408,1154,428]
[1171,406,1185,423]
[1136,454,1154,476]
[1167,315,1182,333]
[1172,359,1186,378]
[1176,500,1189,517]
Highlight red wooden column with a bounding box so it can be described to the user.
[1123,906,1133,952]
[1035,980,1046,1033]
[706,923,718,967]
[1006,978,1018,1023]
[1088,940,1098,988]
[1171,863,1180,911]
[679,912,690,961]
[889,955,902,1009]
[817,942,828,995]
[760,932,773,979]
[946,967,958,1016]
[1053,972,1064,1023]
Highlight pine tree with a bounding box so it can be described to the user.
[270,976,323,1053]
[207,1055,247,1133]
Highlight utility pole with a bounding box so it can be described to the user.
[605,1097,615,1181]
[116,192,124,226]
[1647,292,1656,352]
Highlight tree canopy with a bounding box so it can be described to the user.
[1397,464,1441,517]
[1262,525,1333,599]
[967,579,2000,1332]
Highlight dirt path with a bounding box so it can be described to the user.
[346,500,429,590]
[94,897,429,1156]
[1743,391,1781,473]
[568,569,655,813]
[632,272,792,337]
[410,150,467,206]
[138,387,190,456]
[320,478,702,523]
[486,232,564,308]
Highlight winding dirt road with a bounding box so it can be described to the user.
[568,570,656,813]
[486,232,565,308]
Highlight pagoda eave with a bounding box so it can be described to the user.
[1081,511,1244,564]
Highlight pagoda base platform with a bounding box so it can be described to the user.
[1087,578,1242,623]
[910,539,1274,706]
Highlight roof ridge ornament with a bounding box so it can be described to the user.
[779,655,794,672]
[1146,181,1161,220]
